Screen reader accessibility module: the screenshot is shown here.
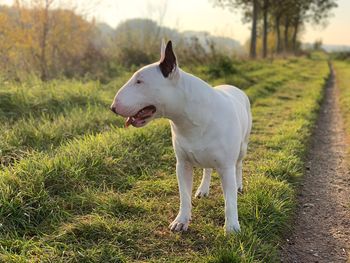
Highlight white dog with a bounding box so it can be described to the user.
[110,40,252,233]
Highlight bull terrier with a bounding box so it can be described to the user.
[110,40,252,234]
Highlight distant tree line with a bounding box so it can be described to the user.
[0,1,95,81]
[0,1,242,82]
[0,0,338,81]
[214,0,338,58]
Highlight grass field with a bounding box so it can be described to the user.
[0,57,330,262]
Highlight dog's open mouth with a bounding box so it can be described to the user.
[125,105,156,127]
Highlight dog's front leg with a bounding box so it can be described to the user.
[169,161,193,232]
[218,166,241,234]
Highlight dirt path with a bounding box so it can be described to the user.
[280,64,350,263]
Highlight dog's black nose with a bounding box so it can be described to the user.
[110,105,117,114]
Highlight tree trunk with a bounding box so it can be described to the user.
[40,0,50,81]
[250,0,258,59]
[292,18,300,53]
[275,15,282,53]
[40,21,49,81]
[284,15,290,53]
[262,0,269,58]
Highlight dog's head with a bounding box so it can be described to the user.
[110,40,179,127]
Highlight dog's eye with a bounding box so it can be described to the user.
[136,80,143,84]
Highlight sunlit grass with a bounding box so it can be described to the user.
[0,77,128,167]
[0,105,124,166]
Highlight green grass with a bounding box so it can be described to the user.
[0,57,329,262]
[0,105,124,166]
[0,77,129,167]
[192,58,313,104]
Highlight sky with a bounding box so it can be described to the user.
[2,0,350,46]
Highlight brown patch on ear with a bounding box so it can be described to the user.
[159,41,177,78]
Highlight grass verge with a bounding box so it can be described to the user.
[333,61,350,142]
[333,60,350,212]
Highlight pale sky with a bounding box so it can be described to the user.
[2,0,350,46]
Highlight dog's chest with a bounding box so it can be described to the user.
[173,136,226,168]
[184,148,220,167]
[170,121,237,168]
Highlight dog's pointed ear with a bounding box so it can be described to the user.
[159,40,177,78]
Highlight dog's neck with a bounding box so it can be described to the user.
[162,69,216,137]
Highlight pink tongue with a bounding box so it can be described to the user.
[124,106,155,128]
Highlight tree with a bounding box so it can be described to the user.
[113,19,165,67]
[0,7,13,75]
[313,39,323,50]
[34,0,53,80]
[250,0,258,58]
[288,0,337,53]
[269,0,287,54]
[213,0,260,58]
[310,0,338,27]
[0,0,95,79]
[262,0,269,58]
[213,0,337,57]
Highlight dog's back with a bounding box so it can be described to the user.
[215,84,252,140]
[215,85,251,115]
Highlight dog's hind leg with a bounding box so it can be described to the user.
[236,142,247,193]
[195,168,212,198]
[237,114,251,194]
[236,159,243,193]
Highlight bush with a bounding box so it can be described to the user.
[331,51,350,61]
[206,56,238,78]
[117,47,155,68]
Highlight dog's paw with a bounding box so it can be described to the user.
[225,222,241,235]
[195,186,210,198]
[169,215,191,232]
